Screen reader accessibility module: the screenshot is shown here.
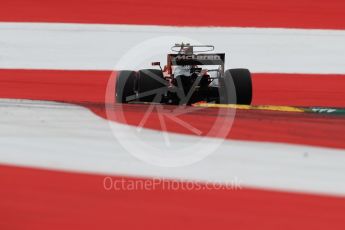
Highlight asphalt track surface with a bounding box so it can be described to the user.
[1,0,345,229]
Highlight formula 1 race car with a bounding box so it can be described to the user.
[116,43,252,105]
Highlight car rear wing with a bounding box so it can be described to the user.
[166,53,225,75]
[168,53,225,66]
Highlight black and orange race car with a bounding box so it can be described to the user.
[116,43,252,105]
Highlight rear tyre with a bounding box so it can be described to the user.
[224,69,252,105]
[115,70,137,103]
[137,69,167,102]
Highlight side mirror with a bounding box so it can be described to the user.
[151,62,161,66]
[151,62,163,71]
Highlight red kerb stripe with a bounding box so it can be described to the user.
[1,0,345,29]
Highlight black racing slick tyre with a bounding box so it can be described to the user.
[224,69,252,105]
[137,69,167,102]
[115,70,137,103]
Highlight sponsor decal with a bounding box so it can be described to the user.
[175,54,222,61]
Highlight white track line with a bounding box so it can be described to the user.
[0,23,345,73]
[0,99,344,196]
